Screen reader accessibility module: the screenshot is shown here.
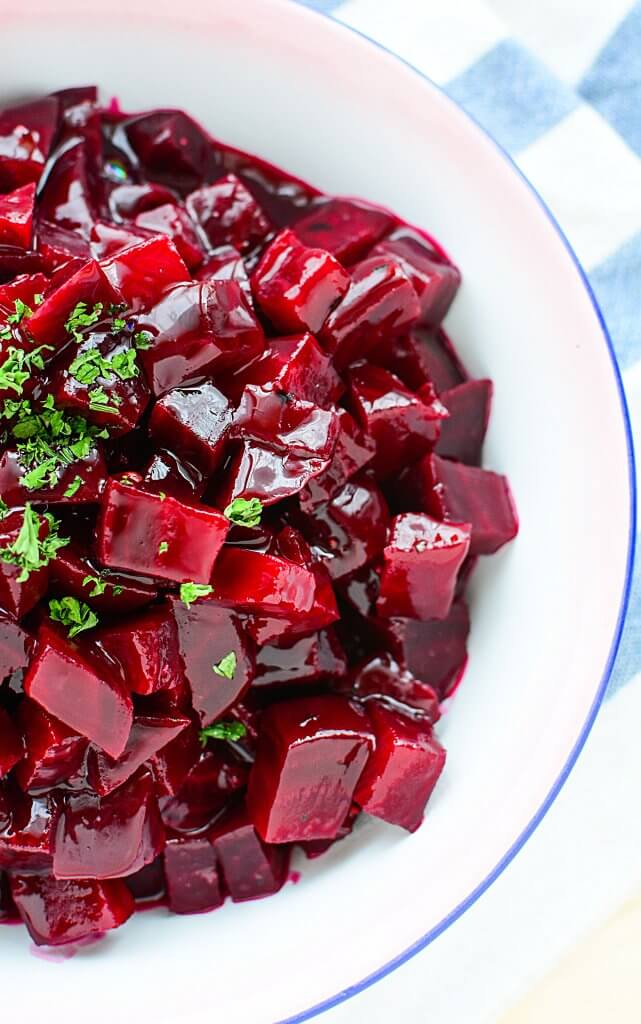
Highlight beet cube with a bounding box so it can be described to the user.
[99,236,190,312]
[374,327,467,395]
[0,707,23,777]
[0,508,51,619]
[355,700,446,832]
[134,203,204,269]
[149,383,232,474]
[97,604,185,697]
[0,782,58,871]
[0,271,48,318]
[54,769,164,879]
[0,446,108,506]
[87,714,190,797]
[125,856,166,904]
[89,219,152,260]
[108,182,182,221]
[247,696,372,843]
[186,173,271,253]
[220,333,342,408]
[232,385,339,460]
[27,258,118,351]
[300,408,375,509]
[159,747,249,832]
[37,139,97,238]
[0,612,30,677]
[195,244,252,302]
[50,545,158,615]
[377,513,471,621]
[124,109,221,194]
[210,548,319,619]
[97,476,229,583]
[255,629,347,689]
[0,96,60,190]
[14,700,87,792]
[164,832,224,914]
[217,441,333,508]
[9,875,134,946]
[210,804,290,902]
[24,623,133,760]
[371,228,461,325]
[148,723,201,798]
[373,601,470,698]
[0,872,17,921]
[346,653,441,721]
[0,182,36,249]
[435,379,492,466]
[400,454,518,555]
[293,197,393,264]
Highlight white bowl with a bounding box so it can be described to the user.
[0,1,635,1021]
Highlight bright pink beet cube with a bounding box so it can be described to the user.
[99,236,190,311]
[0,271,48,319]
[0,508,51,619]
[9,875,134,946]
[247,696,373,843]
[355,699,446,832]
[377,513,471,621]
[435,379,493,466]
[251,228,350,333]
[97,476,229,583]
[53,769,164,879]
[195,244,252,302]
[149,382,232,474]
[88,219,151,260]
[87,714,190,797]
[14,700,87,792]
[293,197,393,264]
[0,707,23,777]
[210,804,290,902]
[97,604,185,697]
[134,202,204,269]
[319,256,421,370]
[373,601,470,698]
[0,182,36,249]
[371,228,461,325]
[24,623,133,760]
[186,173,271,253]
[164,832,224,914]
[210,548,319,619]
[221,333,342,408]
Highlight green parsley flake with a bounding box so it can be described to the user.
[65,302,104,342]
[0,498,8,516]
[88,386,122,415]
[49,596,98,638]
[158,491,167,501]
[134,331,153,350]
[82,573,123,598]
[0,505,68,582]
[158,541,169,555]
[224,497,263,529]
[33,293,44,306]
[63,475,84,498]
[199,720,247,745]
[0,345,53,396]
[179,582,213,607]
[5,399,108,492]
[212,651,237,679]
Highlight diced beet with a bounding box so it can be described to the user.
[0,508,51,619]
[186,173,271,253]
[0,872,17,921]
[149,383,232,475]
[50,545,158,615]
[355,700,445,832]
[348,364,446,478]
[195,244,252,301]
[27,258,118,350]
[149,723,201,798]
[86,714,190,797]
[374,327,467,394]
[0,446,108,506]
[232,386,339,460]
[124,109,221,194]
[9,875,134,946]
[0,182,36,249]
[89,220,152,259]
[435,379,492,466]
[108,182,180,221]
[220,333,342,408]
[96,604,185,697]
[293,198,393,264]
[247,696,372,843]
[377,513,471,621]
[399,454,518,555]
[170,597,254,726]
[319,256,420,370]
[35,220,90,274]
[0,782,58,871]
[134,203,204,269]
[138,279,265,396]
[0,271,48,317]
[0,613,30,677]
[210,548,319,619]
[24,623,133,760]
[54,769,164,879]
[300,803,360,859]
[337,561,381,618]
[0,96,60,190]
[14,700,88,792]
[251,564,339,646]
[251,228,350,333]
[345,653,440,721]
[142,447,207,502]
[210,804,290,902]
[217,441,333,508]
[97,476,229,583]
[0,706,23,776]
[125,857,166,904]
[99,236,190,312]
[371,228,461,325]
[372,601,470,698]
[38,139,98,238]
[164,832,224,914]
[254,629,347,689]
[300,408,376,509]
[159,747,249,832]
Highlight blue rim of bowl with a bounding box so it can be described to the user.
[277,8,638,1024]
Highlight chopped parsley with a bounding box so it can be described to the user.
[0,498,8,516]
[63,475,84,498]
[158,540,169,555]
[69,346,139,387]
[49,596,98,638]
[0,344,53,396]
[158,491,167,501]
[199,720,247,745]
[82,573,123,598]
[212,651,237,679]
[224,497,263,529]
[0,505,68,582]
[65,302,104,343]
[134,331,153,350]
[88,386,122,415]
[179,582,213,607]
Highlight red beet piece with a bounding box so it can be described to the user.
[27,258,118,350]
[138,279,265,396]
[35,221,89,274]
[186,173,271,253]
[99,236,190,312]
[400,453,518,555]
[435,379,492,466]
[374,327,467,394]
[300,408,376,509]
[254,629,347,689]
[232,385,339,460]
[97,475,229,583]
[87,714,190,797]
[50,544,158,615]
[24,623,133,760]
[221,333,342,408]
[0,508,51,619]
[195,244,252,301]
[125,856,166,903]
[9,875,134,946]
[0,613,30,677]
[377,513,471,621]
[348,364,446,478]
[0,782,58,870]
[0,182,36,249]
[134,203,204,269]
[97,604,185,697]
[89,220,152,260]
[149,723,201,798]
[170,596,255,726]
[0,707,23,777]
[210,804,290,902]
[14,700,88,792]
[159,747,249,832]
[247,696,372,843]
[142,447,207,502]
[164,832,224,914]
[108,182,180,220]
[355,700,445,832]
[217,440,334,508]
[210,548,319,619]
[293,198,393,264]
[0,96,60,190]
[149,383,232,475]
[371,228,461,325]
[373,601,470,698]
[0,271,48,317]
[319,256,420,370]
[0,872,17,921]
[345,653,441,721]
[0,446,108,506]
[54,769,164,879]
[38,139,97,238]
[124,109,220,194]
[251,228,350,333]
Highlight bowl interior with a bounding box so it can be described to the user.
[0,2,633,1022]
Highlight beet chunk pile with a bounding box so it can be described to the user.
[0,88,517,948]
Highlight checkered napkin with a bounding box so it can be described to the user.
[291,2,641,1021]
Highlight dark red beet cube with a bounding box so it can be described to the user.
[375,327,467,394]
[0,707,23,777]
[24,623,133,760]
[88,219,151,260]
[0,182,36,249]
[97,476,229,583]
[399,454,518,555]
[377,513,471,621]
[0,783,58,871]
[319,256,421,370]
[149,382,232,474]
[99,236,190,312]
[134,203,204,269]
[210,804,290,902]
[108,182,182,221]
[125,857,166,904]
[0,96,60,190]
[195,244,252,302]
[37,139,97,238]
[0,271,48,318]
[346,653,441,721]
[372,601,470,698]
[86,714,190,797]
[186,173,271,253]
[9,875,134,946]
[348,364,446,478]
[0,446,108,506]
[355,699,446,832]
[14,699,87,792]
[124,109,220,194]
[247,696,372,843]
[217,441,334,508]
[221,333,342,408]
[0,612,30,677]
[251,228,350,333]
[164,832,224,914]
[159,747,249,832]
[210,548,319,619]
[232,385,339,459]
[97,604,185,697]
[27,258,119,351]
[50,545,158,615]
[293,198,393,264]
[142,447,208,502]
[254,629,347,689]
[0,872,17,921]
[435,379,492,466]
[53,769,164,879]
[0,508,51,619]
[300,408,376,509]
[371,228,461,325]
[148,723,201,798]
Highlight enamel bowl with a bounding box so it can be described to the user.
[0,1,634,1021]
